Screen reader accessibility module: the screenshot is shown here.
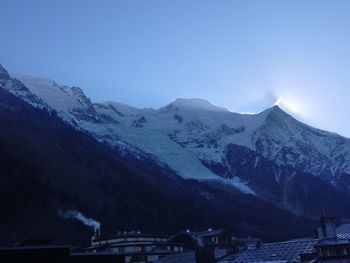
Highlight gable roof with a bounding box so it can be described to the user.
[219,239,317,263]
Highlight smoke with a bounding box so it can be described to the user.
[59,209,100,231]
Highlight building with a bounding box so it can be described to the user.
[169,229,232,249]
[156,229,235,263]
[86,230,185,262]
[313,238,350,261]
[85,220,350,263]
[307,216,350,262]
[91,231,168,247]
[217,217,350,263]
[5,218,350,263]
[233,237,262,251]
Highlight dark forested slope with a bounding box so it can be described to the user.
[0,88,315,246]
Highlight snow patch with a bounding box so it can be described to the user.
[221,177,256,195]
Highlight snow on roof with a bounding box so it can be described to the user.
[336,223,350,239]
[220,239,317,263]
[314,238,350,247]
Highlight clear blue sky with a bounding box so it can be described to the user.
[1,0,350,137]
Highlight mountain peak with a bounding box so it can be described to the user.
[258,104,290,118]
[267,104,283,113]
[0,63,10,80]
[162,98,230,112]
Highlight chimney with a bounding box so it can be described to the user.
[94,226,101,238]
[317,216,337,239]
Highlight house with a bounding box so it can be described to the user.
[313,238,350,261]
[91,231,168,247]
[307,216,350,262]
[86,230,185,262]
[219,216,350,263]
[169,229,232,249]
[160,229,234,263]
[233,237,262,251]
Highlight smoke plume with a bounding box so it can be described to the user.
[59,209,100,231]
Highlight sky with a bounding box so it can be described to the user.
[1,0,350,137]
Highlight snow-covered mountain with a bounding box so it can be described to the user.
[10,73,100,124]
[2,64,350,201]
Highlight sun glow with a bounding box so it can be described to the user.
[273,95,306,115]
[273,97,283,106]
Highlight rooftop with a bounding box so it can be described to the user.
[219,238,317,263]
[92,232,167,242]
[314,238,350,247]
[190,229,228,238]
[337,223,350,239]
[107,241,183,247]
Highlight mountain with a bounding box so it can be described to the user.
[10,72,350,191]
[253,106,350,192]
[0,68,320,245]
[2,66,350,219]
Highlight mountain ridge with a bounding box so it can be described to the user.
[0,86,319,245]
[8,70,350,184]
[2,64,350,218]
[7,67,348,138]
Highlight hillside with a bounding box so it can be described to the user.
[0,87,317,245]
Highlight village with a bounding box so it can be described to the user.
[1,1,350,263]
[1,216,350,263]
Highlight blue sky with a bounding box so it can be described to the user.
[1,0,350,137]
